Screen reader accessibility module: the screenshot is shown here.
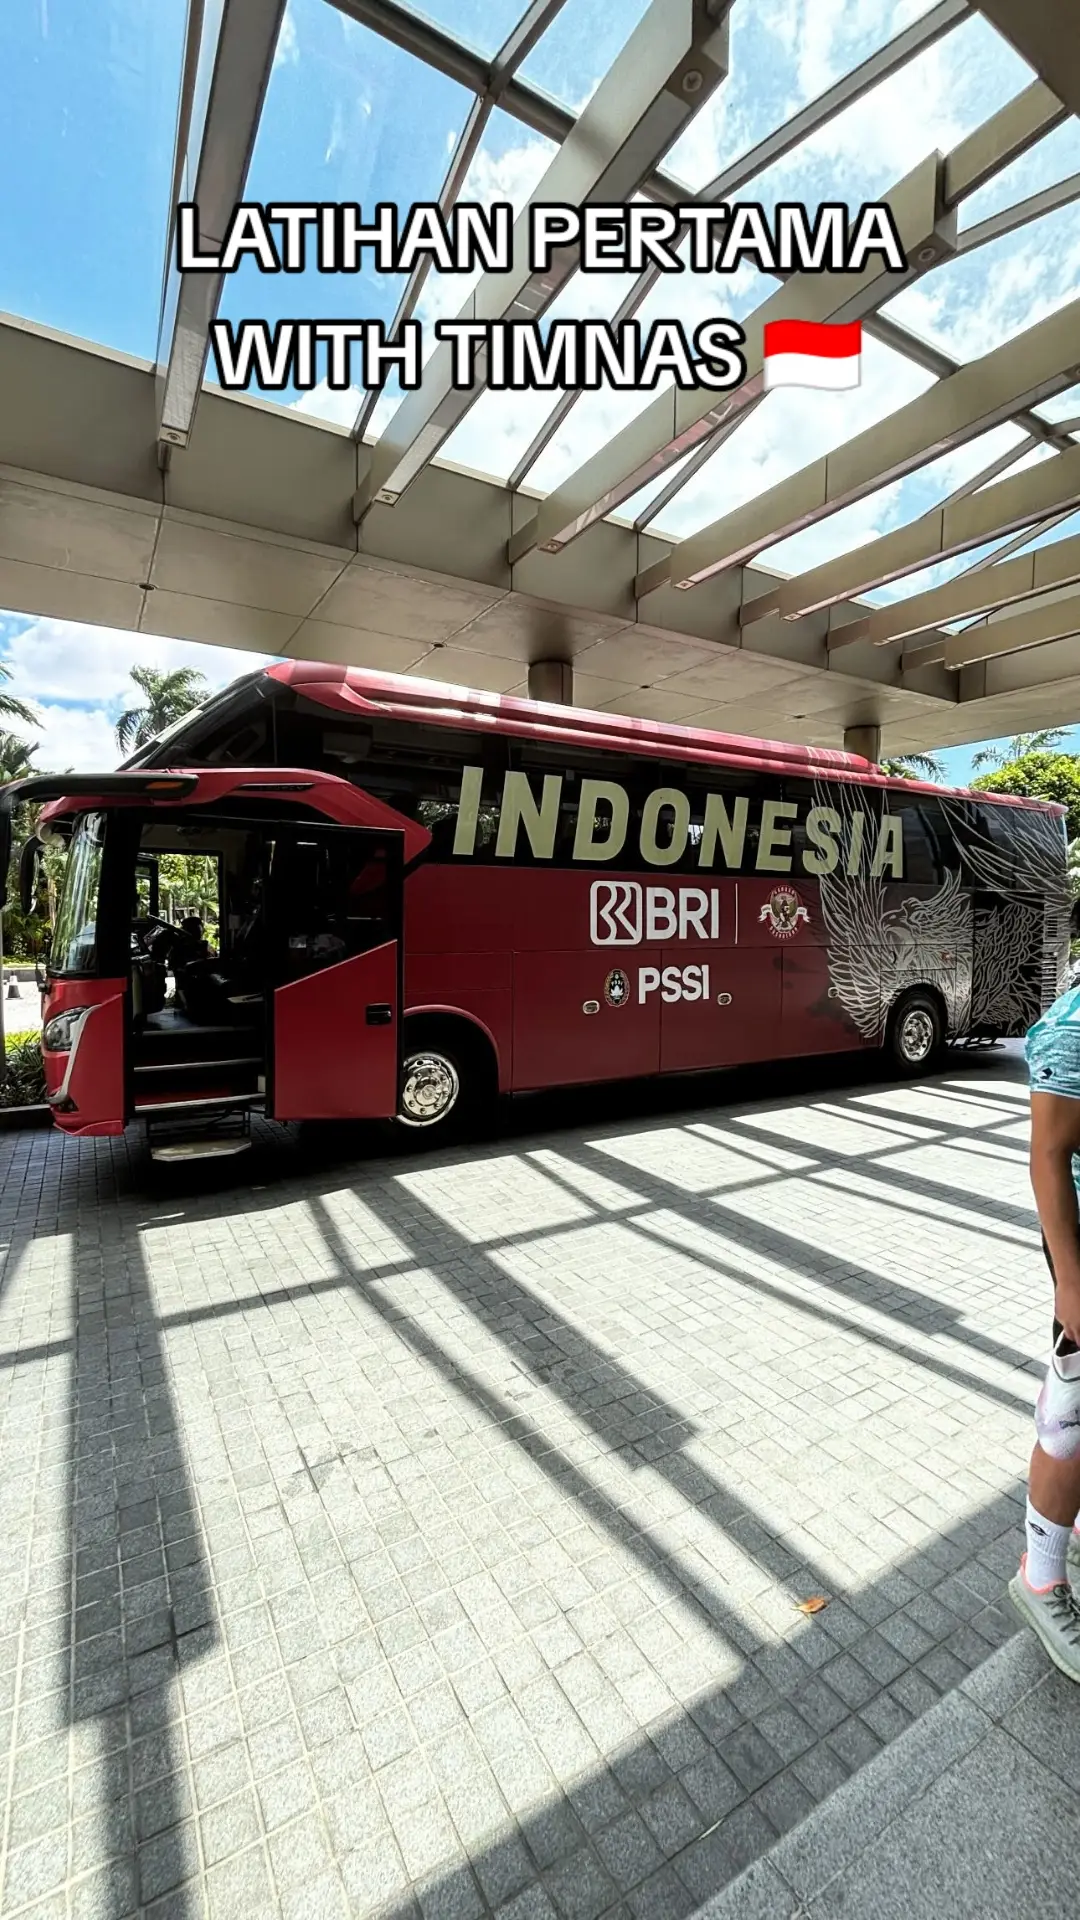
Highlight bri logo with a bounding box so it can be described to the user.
[590,881,720,946]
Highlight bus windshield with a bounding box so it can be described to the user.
[51,812,106,974]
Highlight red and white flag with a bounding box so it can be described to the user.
[762,319,862,392]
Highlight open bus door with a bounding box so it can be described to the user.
[267,824,404,1121]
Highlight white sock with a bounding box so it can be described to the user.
[1025,1500,1072,1589]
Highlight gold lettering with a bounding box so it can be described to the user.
[452,765,484,856]
[871,814,904,878]
[573,779,629,862]
[846,811,867,874]
[495,771,561,859]
[640,787,690,867]
[802,805,841,874]
[699,793,748,870]
[757,799,797,873]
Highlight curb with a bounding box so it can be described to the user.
[0,1105,51,1130]
[687,1629,1050,1919]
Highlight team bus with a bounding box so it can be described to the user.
[0,660,1070,1160]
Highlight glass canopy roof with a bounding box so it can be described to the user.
[1,0,1077,631]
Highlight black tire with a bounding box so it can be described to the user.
[394,1021,493,1147]
[885,989,945,1076]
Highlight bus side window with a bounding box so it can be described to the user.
[893,799,945,886]
[272,832,392,979]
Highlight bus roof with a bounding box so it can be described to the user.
[268,660,1066,816]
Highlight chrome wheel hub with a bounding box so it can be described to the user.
[399,1052,459,1126]
[899,1009,934,1063]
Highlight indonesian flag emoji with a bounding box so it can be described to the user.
[763,319,862,391]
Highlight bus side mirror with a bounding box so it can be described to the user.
[1071,898,1080,939]
[19,836,42,916]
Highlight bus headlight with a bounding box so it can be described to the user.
[42,1008,89,1052]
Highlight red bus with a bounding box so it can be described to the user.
[2,660,1070,1161]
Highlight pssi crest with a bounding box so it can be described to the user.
[759,886,810,939]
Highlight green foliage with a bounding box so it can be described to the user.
[116,666,209,753]
[880,752,944,781]
[0,731,39,781]
[970,752,1080,840]
[971,728,1068,772]
[0,665,38,735]
[0,1034,45,1109]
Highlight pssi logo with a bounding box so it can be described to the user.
[591,881,720,946]
[603,968,631,1008]
[758,886,809,939]
[639,965,710,1003]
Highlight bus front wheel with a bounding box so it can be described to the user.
[886,990,944,1075]
[395,1021,493,1144]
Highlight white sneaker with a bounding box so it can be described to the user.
[1009,1560,1080,1684]
[1068,1533,1080,1595]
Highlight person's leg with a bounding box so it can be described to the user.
[1009,1238,1080,1676]
[1030,1446,1080,1528]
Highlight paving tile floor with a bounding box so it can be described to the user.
[0,1047,1050,1919]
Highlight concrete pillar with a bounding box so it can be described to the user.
[528,659,574,704]
[844,723,881,762]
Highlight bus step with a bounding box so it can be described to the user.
[147,1102,253,1163]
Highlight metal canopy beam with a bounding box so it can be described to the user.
[758,440,1080,628]
[973,2,1080,119]
[827,433,1039,644]
[505,0,968,493]
[352,1,572,441]
[633,402,765,531]
[942,78,1067,204]
[509,75,1070,565]
[648,296,1080,597]
[509,152,954,564]
[958,169,1080,254]
[157,0,287,452]
[353,0,731,519]
[352,96,490,441]
[944,584,1080,669]
[327,0,686,204]
[865,528,1080,647]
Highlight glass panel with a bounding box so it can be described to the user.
[960,117,1080,230]
[272,833,392,978]
[665,9,1026,200]
[883,201,1080,361]
[52,813,105,975]
[398,0,532,59]
[0,0,186,357]
[519,0,652,112]
[440,225,639,482]
[647,333,932,544]
[214,0,475,422]
[1033,384,1080,427]
[361,107,557,442]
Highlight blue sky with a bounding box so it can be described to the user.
[0,0,1079,783]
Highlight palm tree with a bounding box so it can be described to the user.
[0,663,38,734]
[116,665,209,753]
[971,728,1068,771]
[879,751,944,781]
[0,732,39,783]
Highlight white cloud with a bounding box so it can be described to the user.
[272,9,298,70]
[30,704,123,775]
[0,622,272,711]
[0,625,274,775]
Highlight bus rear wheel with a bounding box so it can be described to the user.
[886,990,944,1075]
